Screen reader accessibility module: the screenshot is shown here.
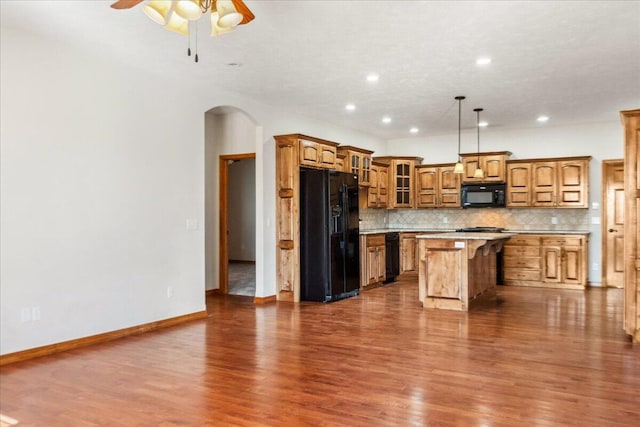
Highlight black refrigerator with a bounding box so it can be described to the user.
[300,167,360,302]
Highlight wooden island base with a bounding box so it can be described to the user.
[417,232,514,311]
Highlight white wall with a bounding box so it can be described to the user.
[0,25,385,355]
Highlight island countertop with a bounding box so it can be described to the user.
[417,232,517,240]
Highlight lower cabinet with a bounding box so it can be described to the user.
[400,233,418,274]
[503,234,588,289]
[360,234,386,288]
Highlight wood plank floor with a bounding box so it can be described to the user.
[1,276,639,426]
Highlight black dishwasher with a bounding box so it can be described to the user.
[384,232,400,283]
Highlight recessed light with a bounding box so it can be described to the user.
[382,116,392,124]
[226,62,242,67]
[345,103,356,111]
[537,115,549,122]
[476,57,492,65]
[410,127,419,134]
[366,73,379,83]
[479,121,488,127]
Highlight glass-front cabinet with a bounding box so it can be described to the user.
[373,156,423,209]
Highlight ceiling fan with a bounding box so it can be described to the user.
[111,0,254,35]
[110,0,255,61]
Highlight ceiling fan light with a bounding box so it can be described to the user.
[174,0,203,20]
[216,0,244,27]
[165,11,189,35]
[142,0,172,25]
[210,12,236,36]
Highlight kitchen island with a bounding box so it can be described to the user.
[417,232,515,311]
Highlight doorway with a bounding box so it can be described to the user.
[219,153,256,295]
[602,159,624,288]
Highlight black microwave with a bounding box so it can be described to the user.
[461,183,506,208]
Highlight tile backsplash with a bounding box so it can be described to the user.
[360,208,590,231]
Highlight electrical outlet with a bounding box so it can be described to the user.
[32,306,41,321]
[186,219,199,231]
[591,217,601,225]
[167,286,174,298]
[443,216,448,224]
[21,308,31,323]
[592,263,600,271]
[551,217,558,225]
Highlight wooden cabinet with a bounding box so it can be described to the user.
[361,234,386,287]
[532,158,590,208]
[374,156,423,209]
[506,162,531,207]
[621,109,640,343]
[503,234,588,289]
[298,136,338,169]
[337,146,373,187]
[415,164,461,208]
[460,151,511,183]
[400,233,418,273]
[274,134,342,302]
[507,157,591,208]
[367,161,389,208]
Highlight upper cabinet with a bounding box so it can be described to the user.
[374,156,423,209]
[298,135,339,169]
[337,146,374,187]
[507,156,591,208]
[460,151,511,183]
[415,164,461,208]
[368,161,389,209]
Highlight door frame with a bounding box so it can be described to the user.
[219,152,256,294]
[601,159,624,288]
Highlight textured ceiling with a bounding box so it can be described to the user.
[2,0,639,139]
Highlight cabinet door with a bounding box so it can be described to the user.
[416,167,438,208]
[482,155,506,181]
[562,246,582,284]
[392,161,414,208]
[400,234,417,273]
[557,159,588,208]
[299,140,321,167]
[532,162,557,207]
[542,246,562,283]
[318,144,337,169]
[360,155,372,187]
[367,247,380,285]
[376,246,386,283]
[368,165,379,208]
[378,166,389,208]
[507,163,531,207]
[439,166,461,207]
[462,157,481,182]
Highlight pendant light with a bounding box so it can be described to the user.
[473,108,485,179]
[453,96,465,174]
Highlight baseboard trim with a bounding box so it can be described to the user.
[228,260,256,264]
[253,295,277,304]
[206,288,223,296]
[0,310,208,366]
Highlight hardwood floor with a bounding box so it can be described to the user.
[1,276,638,426]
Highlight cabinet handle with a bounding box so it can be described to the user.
[608,228,618,233]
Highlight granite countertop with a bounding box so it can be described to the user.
[360,228,589,235]
[417,232,517,240]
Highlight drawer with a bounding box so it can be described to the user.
[503,246,540,258]
[503,256,540,269]
[367,234,385,247]
[506,235,541,246]
[504,269,541,281]
[542,236,583,247]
